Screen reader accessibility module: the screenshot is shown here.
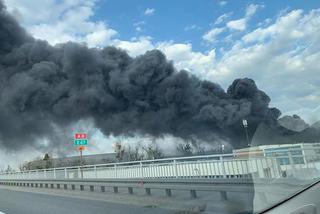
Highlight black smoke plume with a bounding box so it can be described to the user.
[0,2,281,151]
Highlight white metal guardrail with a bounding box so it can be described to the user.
[0,177,255,201]
[1,177,316,202]
[1,177,313,200]
[1,148,320,181]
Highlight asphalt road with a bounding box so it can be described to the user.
[0,183,256,214]
[0,188,173,214]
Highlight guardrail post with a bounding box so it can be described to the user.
[113,186,118,193]
[165,189,172,197]
[94,166,97,178]
[101,186,105,192]
[78,167,81,179]
[90,185,94,192]
[71,184,75,190]
[288,151,295,170]
[220,191,227,201]
[128,187,133,194]
[173,160,178,178]
[190,190,197,199]
[140,162,144,178]
[220,156,226,178]
[145,188,151,195]
[114,164,117,179]
[80,185,84,191]
[64,168,67,179]
[275,158,282,178]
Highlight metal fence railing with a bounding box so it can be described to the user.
[1,148,320,181]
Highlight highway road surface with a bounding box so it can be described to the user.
[0,185,254,214]
[0,188,173,214]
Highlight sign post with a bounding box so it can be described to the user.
[74,133,87,179]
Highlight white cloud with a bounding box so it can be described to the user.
[85,23,117,47]
[133,21,146,32]
[242,10,304,43]
[5,0,117,46]
[227,18,247,31]
[214,13,232,25]
[226,4,263,31]
[202,27,224,43]
[213,9,320,115]
[245,4,261,17]
[112,37,154,57]
[5,0,85,25]
[157,42,216,76]
[144,8,155,16]
[134,21,146,26]
[112,37,217,77]
[184,24,201,31]
[219,1,227,6]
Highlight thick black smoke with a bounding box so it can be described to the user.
[0,2,281,151]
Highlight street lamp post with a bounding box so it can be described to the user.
[242,119,250,147]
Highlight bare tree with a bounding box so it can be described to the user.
[43,153,53,169]
[143,139,164,160]
[114,141,125,161]
[5,165,14,173]
[177,142,193,156]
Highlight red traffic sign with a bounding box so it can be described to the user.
[74,133,87,139]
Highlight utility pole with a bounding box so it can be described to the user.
[242,119,250,147]
[80,148,83,165]
[79,146,84,179]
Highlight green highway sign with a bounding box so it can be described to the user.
[74,139,88,146]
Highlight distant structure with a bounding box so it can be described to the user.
[234,142,320,165]
[22,153,117,170]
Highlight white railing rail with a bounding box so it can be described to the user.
[1,148,320,181]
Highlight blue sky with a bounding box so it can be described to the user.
[92,0,320,52]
